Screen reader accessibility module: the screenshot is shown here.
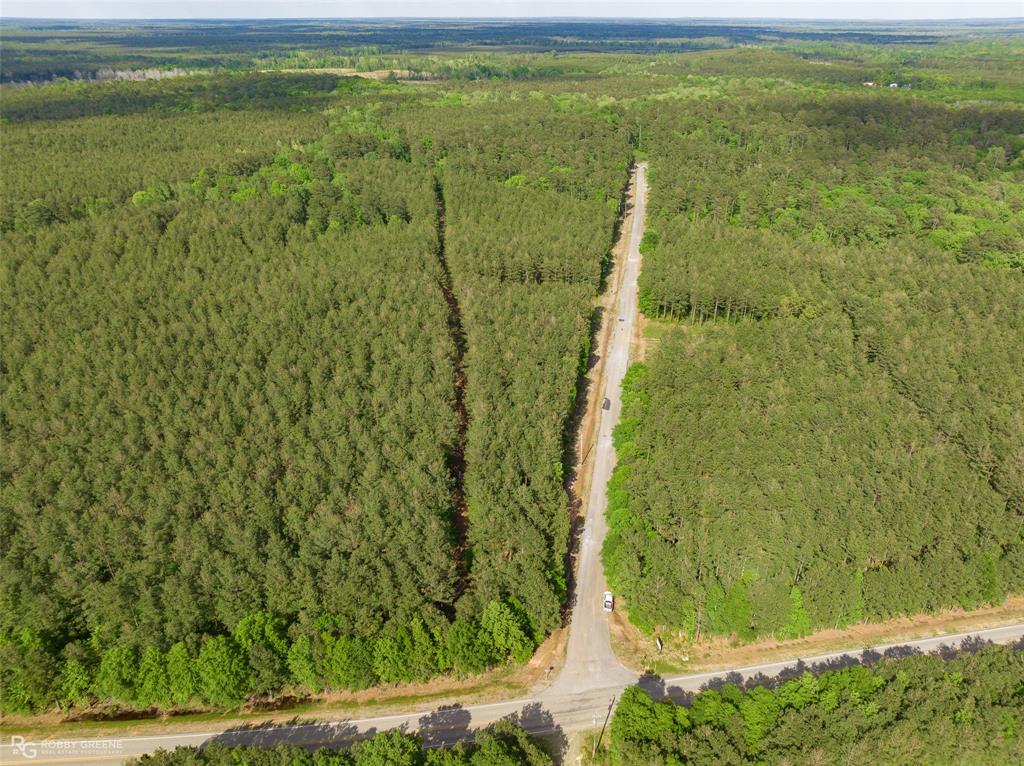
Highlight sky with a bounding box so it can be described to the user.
[2,0,1022,20]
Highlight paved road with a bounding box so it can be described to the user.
[4,163,1023,764]
[5,624,1023,765]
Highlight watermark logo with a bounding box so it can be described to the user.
[8,735,124,760]
[10,736,36,759]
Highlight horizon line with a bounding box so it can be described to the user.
[3,15,1023,22]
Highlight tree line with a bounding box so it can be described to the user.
[130,719,553,766]
[4,604,533,712]
[607,642,1024,764]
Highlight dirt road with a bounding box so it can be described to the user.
[544,162,647,697]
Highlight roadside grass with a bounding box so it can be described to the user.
[636,316,674,360]
[2,623,573,739]
[608,594,1024,677]
[0,666,532,740]
[577,729,611,765]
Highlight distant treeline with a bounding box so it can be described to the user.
[0,18,965,81]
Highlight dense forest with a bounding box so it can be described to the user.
[130,719,553,766]
[604,76,1024,640]
[0,74,343,231]
[1,62,630,713]
[2,22,1023,716]
[605,642,1024,764]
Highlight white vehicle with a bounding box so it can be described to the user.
[603,591,614,612]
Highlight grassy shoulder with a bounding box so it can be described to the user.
[0,630,565,741]
[609,595,1024,676]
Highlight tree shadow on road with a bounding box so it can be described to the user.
[502,701,569,762]
[560,304,606,624]
[417,703,472,748]
[635,637,998,708]
[206,717,364,749]
[636,671,665,699]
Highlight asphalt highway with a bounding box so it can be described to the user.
[5,623,1023,765]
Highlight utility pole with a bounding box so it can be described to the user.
[592,694,617,759]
